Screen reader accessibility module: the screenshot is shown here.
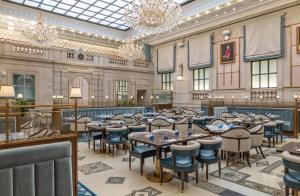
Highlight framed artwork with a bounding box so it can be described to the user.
[297,27,300,54]
[220,41,236,64]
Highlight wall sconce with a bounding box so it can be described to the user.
[130,96,134,100]
[156,96,159,99]
[17,93,23,99]
[150,96,154,99]
[105,96,109,99]
[223,29,231,41]
[140,96,144,99]
[91,95,95,99]
[177,63,183,81]
[118,95,122,99]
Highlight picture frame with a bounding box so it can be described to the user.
[220,41,236,64]
[297,27,300,54]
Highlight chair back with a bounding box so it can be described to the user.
[221,112,236,120]
[175,117,189,134]
[152,129,174,136]
[151,118,173,131]
[128,124,147,133]
[198,137,222,150]
[282,151,300,172]
[209,119,227,126]
[110,114,124,120]
[106,126,128,137]
[160,111,175,118]
[170,141,200,157]
[249,123,264,147]
[221,127,250,153]
[128,131,148,141]
[237,113,253,121]
[192,123,211,134]
[133,112,143,120]
[254,114,271,122]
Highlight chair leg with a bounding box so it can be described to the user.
[259,146,265,159]
[112,145,115,156]
[206,163,209,181]
[124,144,127,155]
[160,166,163,185]
[181,172,185,193]
[245,152,251,167]
[196,169,199,184]
[255,147,259,155]
[218,161,221,177]
[285,186,289,196]
[129,155,132,170]
[226,151,230,167]
[273,137,275,147]
[281,133,283,143]
[268,138,271,148]
[93,139,95,152]
[140,158,144,176]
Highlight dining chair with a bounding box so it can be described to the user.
[106,114,124,122]
[192,122,211,135]
[254,114,271,123]
[128,132,156,175]
[221,112,236,121]
[236,113,253,121]
[282,151,300,196]
[160,141,200,192]
[275,120,284,143]
[264,123,277,148]
[197,136,222,181]
[150,118,173,131]
[209,119,227,126]
[221,127,251,167]
[152,129,174,158]
[128,124,147,133]
[249,123,265,158]
[160,111,175,118]
[106,126,128,156]
[175,117,189,136]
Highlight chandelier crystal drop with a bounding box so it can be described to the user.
[124,0,182,35]
[118,39,145,61]
[23,13,57,46]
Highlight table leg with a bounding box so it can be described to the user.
[146,147,173,183]
[88,129,91,149]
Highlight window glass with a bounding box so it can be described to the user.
[193,68,210,91]
[204,79,210,90]
[260,75,268,88]
[252,75,260,88]
[252,61,260,75]
[269,74,277,88]
[260,60,268,74]
[269,59,277,73]
[13,74,35,101]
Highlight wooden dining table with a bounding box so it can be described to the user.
[276,142,300,156]
[129,131,209,183]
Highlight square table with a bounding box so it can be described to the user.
[276,142,300,156]
[129,131,209,183]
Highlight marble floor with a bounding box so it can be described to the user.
[77,138,291,196]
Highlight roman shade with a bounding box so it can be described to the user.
[243,15,285,61]
[157,44,176,73]
[188,34,213,69]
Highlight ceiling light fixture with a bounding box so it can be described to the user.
[118,39,145,61]
[124,0,182,35]
[23,13,57,46]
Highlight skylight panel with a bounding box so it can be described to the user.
[83,10,96,17]
[94,1,109,8]
[100,20,110,25]
[100,9,113,16]
[105,0,116,3]
[111,13,122,19]
[118,25,128,30]
[106,5,120,12]
[75,2,90,9]
[57,3,71,10]
[66,11,79,18]
[61,0,76,6]
[89,6,102,12]
[43,0,58,7]
[40,4,54,11]
[24,0,39,7]
[81,0,97,4]
[78,15,90,20]
[9,0,23,3]
[53,8,67,14]
[89,18,100,23]
[109,23,120,28]
[71,7,84,14]
[114,0,127,8]
[95,14,106,19]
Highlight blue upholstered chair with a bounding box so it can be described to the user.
[275,120,284,143]
[192,117,207,129]
[128,124,147,133]
[282,151,300,196]
[197,137,222,181]
[106,126,128,155]
[152,129,174,158]
[128,132,156,175]
[209,119,227,126]
[264,123,277,148]
[160,141,200,192]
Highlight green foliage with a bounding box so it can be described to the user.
[13,99,34,115]
[117,99,136,107]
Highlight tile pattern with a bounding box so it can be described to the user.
[126,186,162,196]
[79,161,113,175]
[78,182,97,196]
[78,155,86,161]
[255,160,269,167]
[106,177,125,184]
[259,160,284,177]
[122,157,136,162]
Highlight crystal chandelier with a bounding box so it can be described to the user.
[124,0,182,35]
[23,13,57,46]
[118,39,145,61]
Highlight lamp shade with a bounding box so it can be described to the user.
[0,85,15,99]
[17,93,23,99]
[70,88,82,99]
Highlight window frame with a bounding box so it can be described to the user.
[115,80,128,100]
[13,73,35,101]
[251,59,277,89]
[193,68,210,91]
[161,73,172,90]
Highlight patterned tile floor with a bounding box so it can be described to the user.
[78,138,295,196]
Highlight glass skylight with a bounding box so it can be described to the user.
[5,0,192,30]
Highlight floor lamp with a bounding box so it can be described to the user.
[0,85,15,142]
[70,88,82,132]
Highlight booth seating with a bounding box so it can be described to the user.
[0,141,73,196]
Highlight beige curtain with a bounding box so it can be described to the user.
[244,15,284,61]
[157,44,175,73]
